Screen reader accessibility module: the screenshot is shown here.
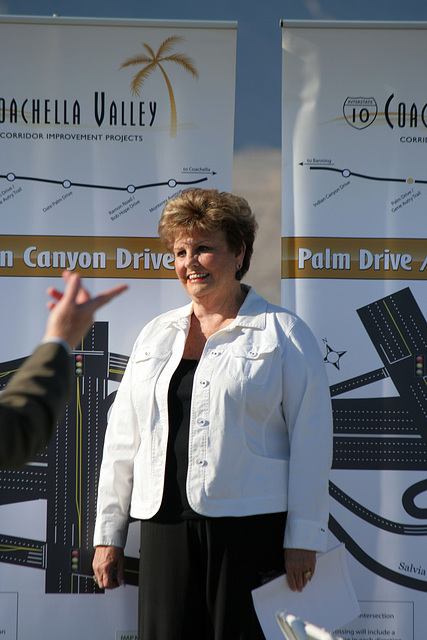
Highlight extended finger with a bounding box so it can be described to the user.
[88,285,128,312]
[47,273,80,306]
[46,287,64,302]
[61,272,81,303]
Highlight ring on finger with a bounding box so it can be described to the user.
[304,570,312,580]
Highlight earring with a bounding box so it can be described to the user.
[235,265,243,281]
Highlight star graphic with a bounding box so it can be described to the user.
[323,342,347,370]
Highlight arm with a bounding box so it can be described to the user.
[93,347,141,580]
[281,318,333,590]
[0,272,127,469]
[0,342,72,469]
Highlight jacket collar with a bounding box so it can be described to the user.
[160,286,268,331]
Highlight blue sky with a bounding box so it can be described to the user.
[2,0,427,149]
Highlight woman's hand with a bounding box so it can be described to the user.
[284,548,316,592]
[93,545,125,589]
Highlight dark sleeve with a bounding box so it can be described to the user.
[0,342,73,469]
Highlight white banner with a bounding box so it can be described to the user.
[0,16,236,639]
[282,21,427,640]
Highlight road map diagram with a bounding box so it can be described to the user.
[0,322,137,594]
[330,287,427,591]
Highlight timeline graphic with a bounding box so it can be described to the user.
[0,171,210,193]
[302,163,427,186]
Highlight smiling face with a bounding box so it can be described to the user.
[173,229,245,308]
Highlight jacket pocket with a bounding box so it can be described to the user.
[228,343,278,385]
[133,345,171,380]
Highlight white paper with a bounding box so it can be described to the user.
[252,544,360,640]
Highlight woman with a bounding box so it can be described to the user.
[93,189,333,640]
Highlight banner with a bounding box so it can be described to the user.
[0,16,236,639]
[282,21,427,640]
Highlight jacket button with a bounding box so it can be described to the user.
[196,417,207,426]
[199,379,208,387]
[196,458,205,466]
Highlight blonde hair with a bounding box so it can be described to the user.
[158,188,258,278]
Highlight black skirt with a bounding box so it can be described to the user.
[138,512,287,640]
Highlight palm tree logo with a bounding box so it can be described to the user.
[120,36,199,138]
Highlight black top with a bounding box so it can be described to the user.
[150,358,205,522]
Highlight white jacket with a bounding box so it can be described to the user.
[94,287,333,551]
